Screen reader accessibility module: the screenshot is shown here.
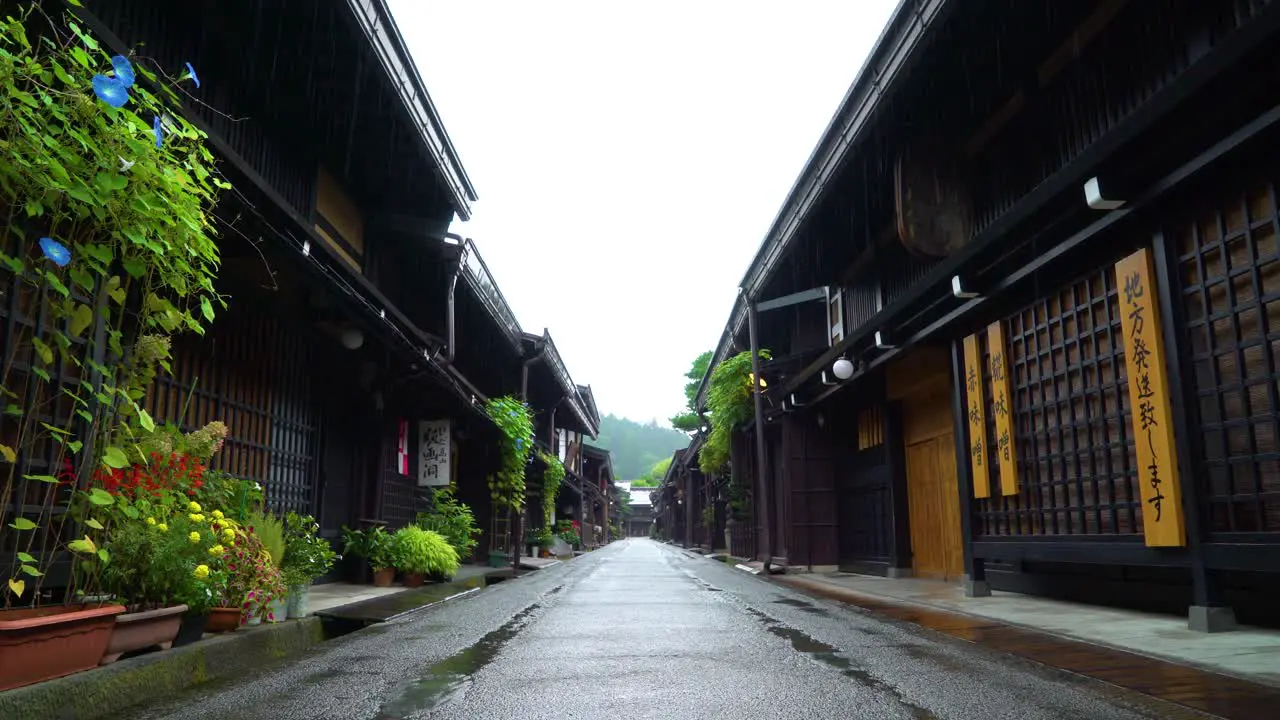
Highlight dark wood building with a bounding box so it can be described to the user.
[692,0,1280,632]
[0,0,605,580]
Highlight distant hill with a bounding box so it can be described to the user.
[593,414,688,481]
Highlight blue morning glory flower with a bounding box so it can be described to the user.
[38,238,70,267]
[508,410,517,418]
[516,438,524,448]
[152,115,164,148]
[111,55,135,88]
[185,62,200,88]
[91,75,129,108]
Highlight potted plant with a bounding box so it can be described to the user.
[280,513,339,619]
[97,518,199,664]
[415,485,480,563]
[343,526,397,587]
[392,527,460,587]
[245,511,287,623]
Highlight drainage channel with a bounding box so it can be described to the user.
[743,605,938,720]
[373,591,557,718]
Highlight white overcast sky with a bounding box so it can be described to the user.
[388,0,898,425]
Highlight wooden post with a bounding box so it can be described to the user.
[952,339,988,596]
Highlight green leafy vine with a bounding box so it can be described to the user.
[483,395,534,510]
[537,449,563,527]
[700,349,770,515]
[0,5,229,605]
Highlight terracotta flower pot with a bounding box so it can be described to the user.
[100,604,188,665]
[0,603,125,691]
[204,607,242,633]
[402,573,425,588]
[372,568,396,587]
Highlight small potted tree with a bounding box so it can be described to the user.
[392,527,460,587]
[280,513,339,619]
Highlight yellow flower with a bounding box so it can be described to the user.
[188,501,202,512]
[222,528,236,542]
[189,513,205,523]
[208,544,225,556]
[212,510,224,520]
[146,517,156,526]
[193,564,210,579]
[157,523,169,532]
[189,531,201,543]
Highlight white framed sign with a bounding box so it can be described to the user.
[418,419,452,487]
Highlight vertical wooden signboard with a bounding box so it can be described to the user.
[962,334,991,498]
[987,321,1019,496]
[1115,248,1186,547]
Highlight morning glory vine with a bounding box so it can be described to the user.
[0,5,232,606]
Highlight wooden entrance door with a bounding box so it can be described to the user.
[892,348,964,581]
[904,430,963,579]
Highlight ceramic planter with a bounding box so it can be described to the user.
[100,604,187,665]
[402,573,425,588]
[372,568,396,587]
[0,603,125,691]
[286,585,310,619]
[205,607,242,633]
[265,597,288,623]
[172,613,208,647]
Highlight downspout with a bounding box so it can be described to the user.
[747,294,775,574]
[436,235,488,403]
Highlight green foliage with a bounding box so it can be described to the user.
[700,349,771,475]
[633,457,670,487]
[524,525,554,549]
[670,350,712,432]
[192,470,263,523]
[536,450,563,526]
[558,529,581,547]
[246,510,285,568]
[280,513,338,587]
[100,514,207,612]
[0,7,229,606]
[415,485,479,561]
[484,396,535,510]
[700,505,715,529]
[341,526,396,571]
[391,526,460,577]
[594,414,688,480]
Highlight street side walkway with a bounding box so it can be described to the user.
[774,572,1280,687]
[774,572,1280,719]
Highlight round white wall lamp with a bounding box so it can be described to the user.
[340,327,365,350]
[832,357,854,380]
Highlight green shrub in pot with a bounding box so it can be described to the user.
[391,527,460,579]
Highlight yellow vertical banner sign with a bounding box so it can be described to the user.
[962,335,991,498]
[1115,247,1186,547]
[986,321,1019,496]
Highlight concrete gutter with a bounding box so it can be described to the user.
[0,618,325,720]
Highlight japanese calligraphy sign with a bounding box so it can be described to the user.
[417,419,452,488]
[1116,248,1186,547]
[962,334,991,498]
[987,321,1019,496]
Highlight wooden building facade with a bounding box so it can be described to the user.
[690,0,1280,631]
[0,0,606,584]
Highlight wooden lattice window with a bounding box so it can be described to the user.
[1177,180,1280,535]
[144,304,316,516]
[975,267,1140,537]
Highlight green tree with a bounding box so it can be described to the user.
[631,457,670,487]
[594,414,688,479]
[670,351,712,433]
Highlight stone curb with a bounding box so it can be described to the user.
[0,617,325,720]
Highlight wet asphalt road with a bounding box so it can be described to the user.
[122,539,1191,720]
